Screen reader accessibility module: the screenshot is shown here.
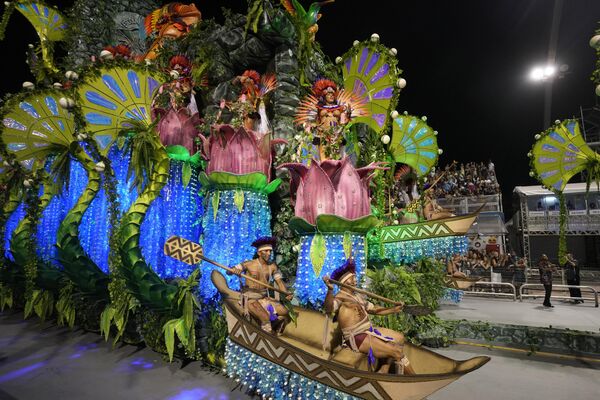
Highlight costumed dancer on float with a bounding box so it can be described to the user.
[323,260,415,375]
[230,70,277,133]
[295,78,368,160]
[229,237,293,334]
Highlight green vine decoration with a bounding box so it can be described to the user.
[0,0,17,41]
[56,279,76,328]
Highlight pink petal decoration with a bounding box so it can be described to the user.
[155,107,201,153]
[297,162,336,224]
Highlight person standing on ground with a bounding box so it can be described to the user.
[538,254,557,308]
[563,253,583,304]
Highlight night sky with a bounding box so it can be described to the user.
[1,0,599,218]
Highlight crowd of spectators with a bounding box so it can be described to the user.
[444,249,527,288]
[425,160,500,198]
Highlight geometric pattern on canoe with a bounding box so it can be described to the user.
[229,316,390,400]
[378,223,452,243]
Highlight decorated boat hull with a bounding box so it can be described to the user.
[212,271,490,400]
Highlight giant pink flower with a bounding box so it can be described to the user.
[198,124,286,180]
[278,157,387,225]
[154,107,202,153]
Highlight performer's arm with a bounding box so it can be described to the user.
[228,261,246,276]
[369,302,404,316]
[272,264,292,300]
[323,277,335,315]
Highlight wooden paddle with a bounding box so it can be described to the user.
[164,236,293,297]
[329,278,433,316]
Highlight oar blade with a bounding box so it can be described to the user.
[164,236,204,265]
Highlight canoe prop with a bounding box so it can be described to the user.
[164,236,298,323]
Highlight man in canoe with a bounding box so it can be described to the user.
[323,260,416,375]
[230,237,293,334]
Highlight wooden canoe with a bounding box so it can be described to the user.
[374,211,480,244]
[445,275,483,290]
[212,270,490,400]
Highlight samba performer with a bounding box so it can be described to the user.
[323,260,416,375]
[295,78,368,160]
[229,237,293,334]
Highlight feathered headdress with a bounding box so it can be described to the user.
[251,236,277,252]
[169,55,192,76]
[312,78,338,98]
[330,259,356,283]
[242,70,261,85]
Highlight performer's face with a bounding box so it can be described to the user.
[258,249,272,263]
[346,274,357,287]
[324,89,335,103]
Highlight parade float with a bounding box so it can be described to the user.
[0,1,491,399]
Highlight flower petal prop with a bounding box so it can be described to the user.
[155,107,201,154]
[530,119,600,192]
[198,124,286,181]
[341,40,401,134]
[1,91,75,171]
[77,66,164,155]
[389,114,439,177]
[278,157,386,231]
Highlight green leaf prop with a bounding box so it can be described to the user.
[182,162,192,188]
[343,232,353,259]
[342,42,400,134]
[389,115,439,177]
[288,214,380,235]
[1,91,74,172]
[233,189,245,212]
[310,233,327,277]
[212,191,220,221]
[56,281,76,329]
[530,119,600,192]
[77,66,164,156]
[0,284,14,311]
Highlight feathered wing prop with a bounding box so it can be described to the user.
[341,43,400,134]
[77,66,164,155]
[1,91,74,171]
[389,115,439,177]
[531,119,600,192]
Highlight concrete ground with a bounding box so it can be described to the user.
[438,296,600,332]
[1,310,599,400]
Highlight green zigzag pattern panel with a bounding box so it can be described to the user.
[378,222,452,243]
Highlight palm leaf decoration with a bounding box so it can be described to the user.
[389,115,439,177]
[77,66,164,156]
[530,119,600,192]
[342,42,400,134]
[1,91,74,171]
[14,2,69,75]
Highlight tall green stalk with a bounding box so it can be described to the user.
[56,146,109,299]
[119,144,177,311]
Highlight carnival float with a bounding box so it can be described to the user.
[0,1,495,399]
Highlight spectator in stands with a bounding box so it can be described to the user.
[562,253,583,304]
[538,254,557,308]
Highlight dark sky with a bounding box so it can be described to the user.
[1,1,599,218]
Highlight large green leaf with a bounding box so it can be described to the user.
[15,2,68,41]
[342,43,399,134]
[77,66,164,155]
[1,91,74,171]
[389,115,439,178]
[531,119,600,192]
[309,233,327,277]
[288,214,381,234]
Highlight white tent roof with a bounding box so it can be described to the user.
[513,182,600,196]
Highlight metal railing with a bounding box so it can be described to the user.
[519,284,599,307]
[463,281,517,301]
